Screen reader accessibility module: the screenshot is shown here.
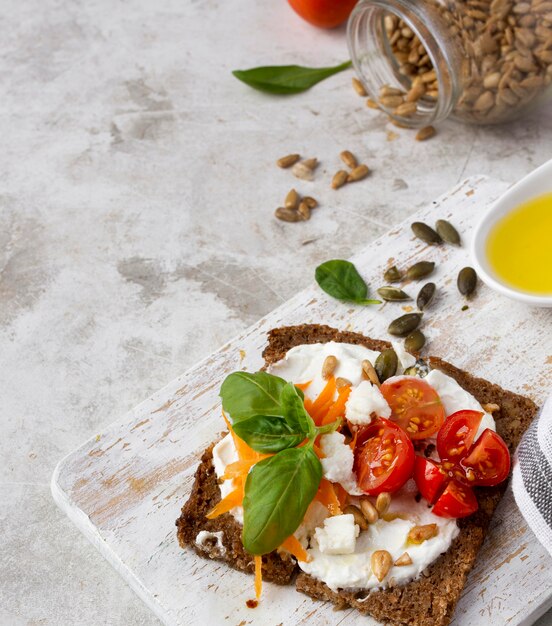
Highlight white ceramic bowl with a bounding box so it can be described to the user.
[471,158,552,307]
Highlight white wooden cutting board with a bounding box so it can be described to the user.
[52,176,552,626]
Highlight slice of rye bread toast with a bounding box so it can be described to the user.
[265,325,538,626]
[176,323,538,624]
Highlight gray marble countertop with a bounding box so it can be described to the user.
[1,0,551,624]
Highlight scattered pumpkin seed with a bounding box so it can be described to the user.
[404,329,426,352]
[435,219,461,245]
[347,164,370,182]
[284,188,299,210]
[384,265,403,283]
[375,349,398,382]
[277,153,300,168]
[340,150,358,169]
[406,261,435,280]
[411,222,442,245]
[416,282,436,311]
[377,286,411,302]
[457,267,477,297]
[332,170,349,189]
[403,365,418,376]
[274,207,301,222]
[461,304,469,311]
[388,313,422,337]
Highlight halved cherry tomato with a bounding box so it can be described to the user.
[288,0,358,29]
[431,479,478,518]
[461,428,511,487]
[413,456,448,505]
[437,410,483,462]
[353,417,415,495]
[380,378,445,440]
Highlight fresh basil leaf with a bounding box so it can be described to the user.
[242,446,322,555]
[220,371,288,422]
[280,382,315,437]
[232,61,352,95]
[232,415,305,453]
[315,259,382,305]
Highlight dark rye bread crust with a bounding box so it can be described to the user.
[176,443,296,584]
[268,325,538,626]
[176,323,537,626]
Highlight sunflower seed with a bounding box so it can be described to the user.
[457,267,477,296]
[302,196,318,209]
[394,101,418,116]
[347,164,370,182]
[359,498,379,524]
[415,126,436,141]
[388,313,423,337]
[340,150,358,169]
[372,550,393,582]
[292,162,314,181]
[284,188,300,210]
[416,282,436,310]
[362,359,381,386]
[408,523,438,544]
[394,552,413,566]
[298,200,311,221]
[274,207,301,222]
[404,329,426,352]
[435,219,461,245]
[384,265,403,283]
[376,492,391,514]
[377,286,412,302]
[366,98,380,109]
[406,261,435,280]
[411,222,442,245]
[277,153,300,168]
[352,77,367,96]
[344,504,369,531]
[332,170,349,189]
[375,349,398,382]
[322,355,338,379]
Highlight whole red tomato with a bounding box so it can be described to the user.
[288,0,358,29]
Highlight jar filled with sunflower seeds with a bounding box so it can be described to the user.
[347,0,552,126]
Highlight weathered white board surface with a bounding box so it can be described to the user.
[52,176,552,626]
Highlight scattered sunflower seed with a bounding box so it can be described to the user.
[377,286,411,302]
[347,164,370,182]
[352,77,367,97]
[344,504,369,531]
[284,188,299,210]
[457,267,477,297]
[292,161,314,181]
[435,219,461,245]
[388,313,423,337]
[366,98,380,109]
[411,222,442,245]
[375,349,398,382]
[332,170,349,189]
[416,282,436,310]
[405,329,426,352]
[415,126,436,141]
[302,157,318,170]
[340,150,358,169]
[384,265,403,283]
[406,261,435,280]
[298,200,311,221]
[274,207,301,223]
[303,196,318,209]
[277,153,300,168]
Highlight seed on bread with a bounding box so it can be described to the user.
[362,359,380,387]
[344,505,369,531]
[360,498,379,524]
[336,377,352,389]
[371,550,393,582]
[407,523,439,544]
[322,355,338,379]
[376,492,391,514]
[394,552,413,566]
[483,403,500,413]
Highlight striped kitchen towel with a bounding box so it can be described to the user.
[512,394,552,557]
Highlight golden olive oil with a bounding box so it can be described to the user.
[486,193,552,295]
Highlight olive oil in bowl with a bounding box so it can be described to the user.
[486,193,552,296]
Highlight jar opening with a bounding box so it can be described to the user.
[347,0,460,127]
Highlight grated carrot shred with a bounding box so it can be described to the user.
[349,429,359,451]
[335,483,349,508]
[206,486,244,519]
[295,380,312,392]
[254,555,263,599]
[320,386,351,425]
[310,377,336,414]
[315,478,342,515]
[280,535,308,562]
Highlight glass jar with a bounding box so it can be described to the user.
[347,0,552,127]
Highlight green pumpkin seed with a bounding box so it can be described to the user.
[457,267,477,296]
[403,365,418,376]
[406,261,435,280]
[384,265,402,283]
[375,349,398,382]
[377,286,411,302]
[404,330,426,352]
[416,282,436,311]
[411,222,442,245]
[388,313,423,337]
[435,219,461,245]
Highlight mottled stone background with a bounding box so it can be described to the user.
[1,0,551,624]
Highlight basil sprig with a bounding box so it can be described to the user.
[242,446,322,555]
[220,370,343,555]
[232,60,352,95]
[315,259,382,305]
